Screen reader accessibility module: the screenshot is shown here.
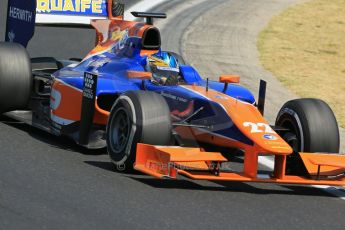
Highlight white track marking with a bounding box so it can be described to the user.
[258,156,345,200]
[258,156,275,169]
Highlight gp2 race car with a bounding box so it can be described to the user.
[1,0,344,186]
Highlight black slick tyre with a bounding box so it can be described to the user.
[0,42,32,113]
[106,91,172,171]
[275,98,340,174]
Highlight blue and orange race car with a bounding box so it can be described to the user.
[1,0,345,186]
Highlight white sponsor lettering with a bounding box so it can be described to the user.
[83,73,96,99]
[9,7,33,23]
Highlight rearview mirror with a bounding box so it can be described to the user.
[219,75,240,84]
[219,75,240,93]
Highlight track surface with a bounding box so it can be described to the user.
[0,1,344,229]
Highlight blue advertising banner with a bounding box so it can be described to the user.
[5,0,37,47]
[36,0,108,17]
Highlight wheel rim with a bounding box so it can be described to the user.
[110,108,131,154]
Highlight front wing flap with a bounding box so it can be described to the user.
[134,144,227,178]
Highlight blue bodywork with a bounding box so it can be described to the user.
[53,35,256,146]
[55,51,255,104]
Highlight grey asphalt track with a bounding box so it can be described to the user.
[0,1,345,230]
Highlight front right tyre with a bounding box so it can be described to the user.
[275,98,340,174]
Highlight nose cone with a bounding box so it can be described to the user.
[225,101,293,154]
[183,85,293,154]
[220,98,293,154]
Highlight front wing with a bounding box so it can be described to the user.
[134,144,345,186]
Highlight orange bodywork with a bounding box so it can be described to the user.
[140,49,160,56]
[51,80,83,122]
[88,19,156,59]
[127,71,153,79]
[134,144,227,178]
[51,80,109,126]
[300,153,345,176]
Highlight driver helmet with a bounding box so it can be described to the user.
[146,52,180,85]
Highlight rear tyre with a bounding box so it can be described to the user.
[275,98,340,174]
[0,42,32,113]
[106,91,172,171]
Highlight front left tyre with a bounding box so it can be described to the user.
[106,91,172,171]
[0,42,32,113]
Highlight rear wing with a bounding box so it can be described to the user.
[5,0,125,47]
